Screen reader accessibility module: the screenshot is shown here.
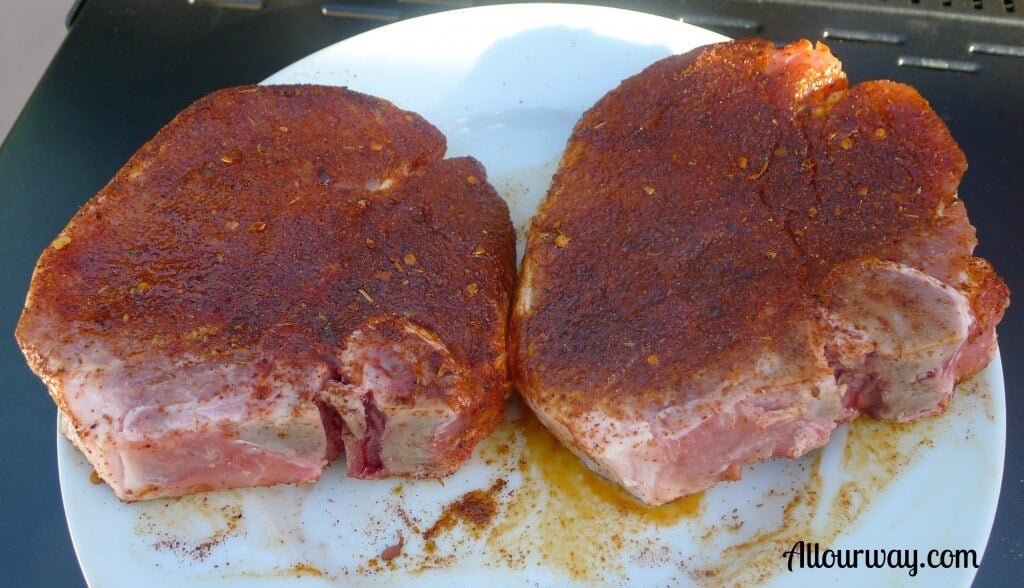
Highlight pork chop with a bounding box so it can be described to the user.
[511,40,1009,506]
[16,85,516,501]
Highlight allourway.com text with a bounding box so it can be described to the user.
[782,541,979,577]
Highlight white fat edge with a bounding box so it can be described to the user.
[515,261,535,315]
[839,261,972,358]
[120,357,326,437]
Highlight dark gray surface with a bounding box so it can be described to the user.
[0,0,1019,585]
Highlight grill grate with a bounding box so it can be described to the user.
[673,0,1024,75]
[174,0,1024,27]
[870,0,1017,14]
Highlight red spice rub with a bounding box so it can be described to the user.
[17,85,516,500]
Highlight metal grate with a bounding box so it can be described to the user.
[188,0,263,9]
[168,0,1024,77]
[674,0,1024,76]
[321,3,401,21]
[170,0,1024,75]
[174,0,1024,28]
[866,0,1017,14]
[677,0,1024,26]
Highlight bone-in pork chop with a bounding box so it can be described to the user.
[16,85,516,501]
[511,40,1009,506]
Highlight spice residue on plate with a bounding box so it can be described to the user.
[135,491,244,563]
[290,563,326,577]
[364,399,703,582]
[423,479,507,543]
[691,390,954,586]
[484,404,703,581]
[222,562,332,583]
[959,372,996,424]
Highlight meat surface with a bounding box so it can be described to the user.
[17,85,516,501]
[511,40,1009,506]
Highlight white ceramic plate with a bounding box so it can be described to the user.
[58,4,1005,587]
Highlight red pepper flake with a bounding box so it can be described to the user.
[874,127,887,139]
[839,137,853,150]
[278,126,289,133]
[370,141,384,151]
[472,245,486,255]
[249,221,267,232]
[466,175,479,185]
[221,156,234,164]
[738,156,748,169]
[403,253,417,266]
[554,234,570,248]
[643,186,655,195]
[647,354,660,366]
[467,283,479,295]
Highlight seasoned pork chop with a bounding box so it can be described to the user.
[17,85,516,501]
[511,40,1008,505]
